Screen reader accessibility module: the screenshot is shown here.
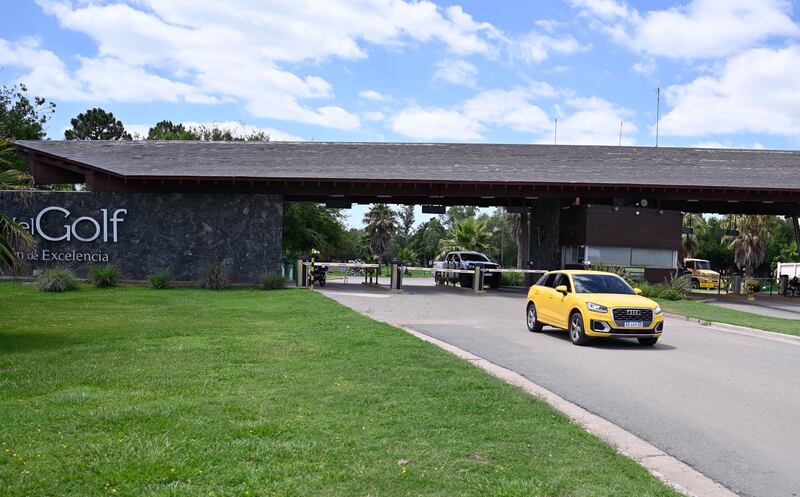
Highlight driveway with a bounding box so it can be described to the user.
[321,280,800,497]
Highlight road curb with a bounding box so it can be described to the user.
[395,324,740,497]
[664,312,800,345]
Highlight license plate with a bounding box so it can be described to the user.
[624,321,643,328]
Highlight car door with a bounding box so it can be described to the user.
[533,272,558,324]
[550,273,574,329]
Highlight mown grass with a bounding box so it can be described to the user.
[658,298,800,337]
[0,282,679,497]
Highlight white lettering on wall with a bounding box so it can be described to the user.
[21,206,127,243]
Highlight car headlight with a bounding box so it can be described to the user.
[587,302,608,313]
[654,305,662,315]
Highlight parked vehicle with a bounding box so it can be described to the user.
[785,276,800,297]
[433,251,502,288]
[680,258,720,290]
[308,264,328,287]
[525,270,664,346]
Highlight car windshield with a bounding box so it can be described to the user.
[694,260,711,270]
[573,274,635,295]
[460,253,489,262]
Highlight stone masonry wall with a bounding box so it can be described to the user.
[0,191,283,282]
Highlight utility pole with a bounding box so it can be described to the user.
[655,86,661,147]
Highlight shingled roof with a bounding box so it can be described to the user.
[14,140,800,191]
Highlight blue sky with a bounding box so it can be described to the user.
[3,0,800,226]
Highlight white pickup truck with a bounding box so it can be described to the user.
[433,251,502,288]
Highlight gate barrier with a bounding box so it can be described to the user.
[297,260,380,287]
[296,259,548,294]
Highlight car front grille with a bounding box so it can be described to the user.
[612,308,654,328]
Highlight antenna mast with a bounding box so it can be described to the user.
[554,118,558,145]
[619,121,623,146]
[655,86,661,147]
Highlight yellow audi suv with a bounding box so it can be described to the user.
[525,270,664,346]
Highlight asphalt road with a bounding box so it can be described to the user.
[320,280,800,497]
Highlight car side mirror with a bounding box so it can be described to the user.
[555,285,568,294]
[633,288,642,295]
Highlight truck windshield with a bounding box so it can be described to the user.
[460,253,489,262]
[695,260,711,270]
[573,274,635,295]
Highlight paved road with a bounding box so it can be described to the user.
[709,298,800,320]
[321,280,800,497]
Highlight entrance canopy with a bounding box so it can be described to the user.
[14,140,800,214]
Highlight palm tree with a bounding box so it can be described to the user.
[505,210,528,268]
[363,204,398,261]
[680,212,704,261]
[0,140,35,273]
[438,217,491,255]
[726,215,771,277]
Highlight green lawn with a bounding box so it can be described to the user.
[658,298,800,337]
[0,282,679,497]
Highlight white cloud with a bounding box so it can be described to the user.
[362,111,385,121]
[571,0,799,59]
[4,0,523,130]
[689,141,765,150]
[513,30,586,64]
[433,59,478,87]
[550,97,637,145]
[358,90,388,101]
[389,106,483,141]
[659,45,800,137]
[389,83,633,144]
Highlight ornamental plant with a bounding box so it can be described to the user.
[36,268,78,292]
[199,265,230,290]
[146,271,172,289]
[89,264,121,288]
[260,273,287,290]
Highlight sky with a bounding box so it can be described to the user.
[2,0,800,226]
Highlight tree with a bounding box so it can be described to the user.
[727,215,771,277]
[363,204,398,261]
[410,218,446,266]
[396,247,418,266]
[283,203,345,258]
[398,205,415,243]
[65,108,131,140]
[438,217,491,255]
[0,84,56,173]
[147,120,200,140]
[145,122,271,141]
[680,213,705,261]
[0,155,35,274]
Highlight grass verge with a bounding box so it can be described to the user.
[0,282,679,497]
[658,298,800,337]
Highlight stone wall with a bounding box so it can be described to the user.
[0,191,283,282]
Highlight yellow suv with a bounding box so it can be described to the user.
[525,270,664,346]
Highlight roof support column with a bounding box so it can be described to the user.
[529,199,561,271]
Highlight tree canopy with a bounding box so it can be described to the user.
[65,108,132,141]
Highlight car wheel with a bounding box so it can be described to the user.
[568,312,590,346]
[459,273,473,288]
[691,279,699,290]
[526,303,543,332]
[637,337,658,346]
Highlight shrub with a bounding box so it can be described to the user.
[147,271,172,289]
[638,281,664,299]
[199,265,230,290]
[260,273,287,290]
[744,278,762,294]
[89,264,121,288]
[36,268,78,292]
[589,262,633,284]
[500,271,524,287]
[659,289,684,301]
[663,273,690,295]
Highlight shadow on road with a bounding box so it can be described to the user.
[536,328,677,351]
